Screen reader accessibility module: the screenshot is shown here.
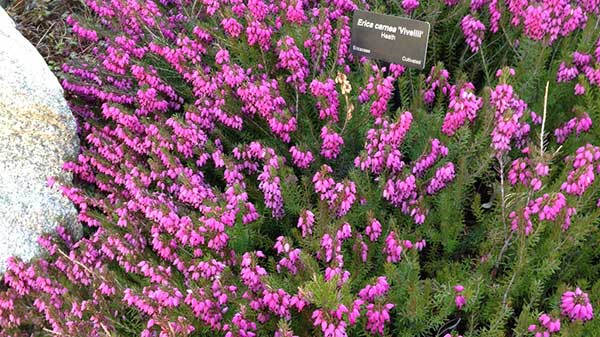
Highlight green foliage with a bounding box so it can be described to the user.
[4,0,600,336]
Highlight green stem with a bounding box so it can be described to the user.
[479,48,491,85]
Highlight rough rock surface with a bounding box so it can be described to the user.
[0,7,81,273]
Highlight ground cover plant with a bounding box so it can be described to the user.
[1,0,600,336]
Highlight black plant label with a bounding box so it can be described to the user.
[350,10,431,70]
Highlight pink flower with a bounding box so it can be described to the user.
[557,63,579,82]
[355,111,413,174]
[313,164,335,194]
[313,165,356,217]
[246,20,273,51]
[311,305,349,337]
[358,277,390,302]
[561,144,600,196]
[297,210,315,237]
[277,36,309,92]
[333,180,357,217]
[221,18,243,37]
[423,66,450,105]
[461,15,486,52]
[370,75,395,118]
[529,313,561,335]
[289,146,314,168]
[365,218,382,241]
[310,79,339,121]
[561,288,594,321]
[426,162,456,195]
[455,295,466,309]
[442,82,482,136]
[412,139,448,177]
[490,83,530,154]
[402,0,419,13]
[365,303,394,335]
[414,239,426,251]
[320,126,344,159]
[554,111,593,144]
[281,0,307,24]
[337,223,353,241]
[453,284,466,309]
[383,231,410,263]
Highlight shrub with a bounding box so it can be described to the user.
[1,0,600,336]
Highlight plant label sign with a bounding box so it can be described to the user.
[350,10,431,70]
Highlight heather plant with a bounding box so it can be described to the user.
[1,0,600,336]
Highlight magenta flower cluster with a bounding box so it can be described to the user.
[461,15,486,52]
[561,144,600,196]
[557,40,600,95]
[442,82,482,136]
[454,284,466,310]
[1,0,599,336]
[554,111,593,144]
[313,165,357,217]
[528,313,561,337]
[423,65,451,105]
[561,288,594,322]
[508,147,549,191]
[490,73,531,155]
[352,106,457,224]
